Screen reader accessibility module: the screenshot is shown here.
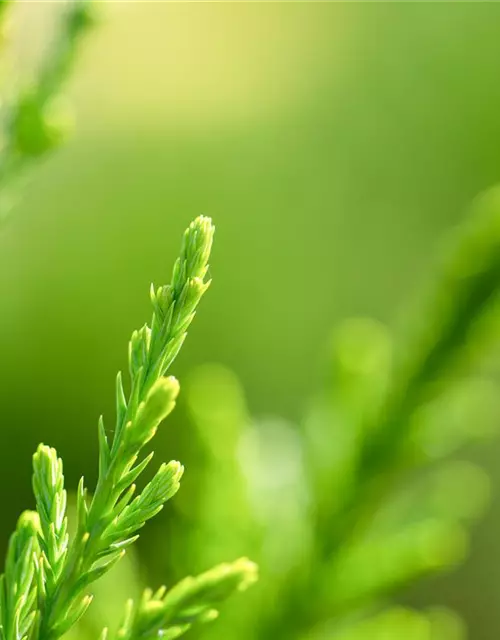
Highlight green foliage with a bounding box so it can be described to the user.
[2,4,500,640]
[0,217,257,640]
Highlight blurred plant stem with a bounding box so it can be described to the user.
[0,0,95,212]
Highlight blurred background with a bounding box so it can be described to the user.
[2,2,500,639]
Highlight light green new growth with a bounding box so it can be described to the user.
[0,217,257,640]
[32,447,68,610]
[0,512,41,640]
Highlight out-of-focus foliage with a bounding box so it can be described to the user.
[159,189,500,639]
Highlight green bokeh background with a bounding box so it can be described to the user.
[2,2,500,638]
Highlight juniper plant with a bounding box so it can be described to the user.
[0,217,257,640]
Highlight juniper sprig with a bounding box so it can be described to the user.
[35,217,214,640]
[1,216,257,640]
